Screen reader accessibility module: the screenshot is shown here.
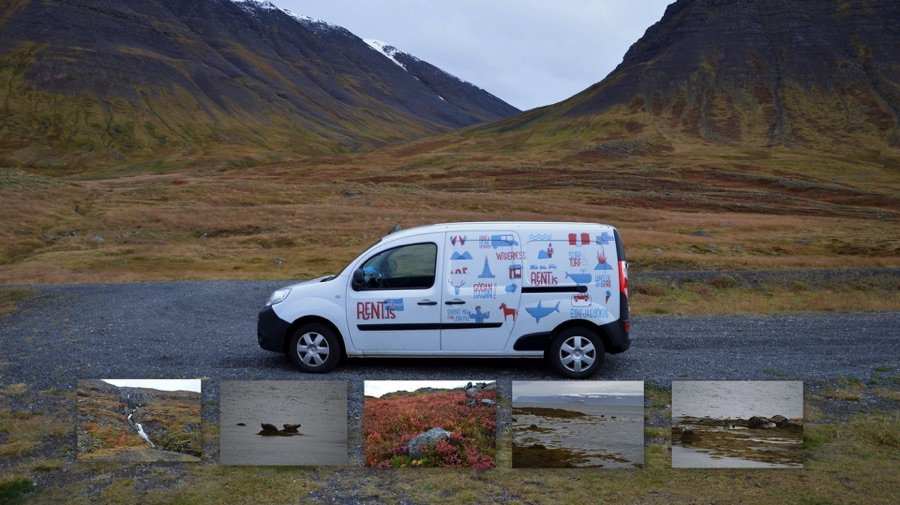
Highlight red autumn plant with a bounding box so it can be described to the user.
[364,389,496,468]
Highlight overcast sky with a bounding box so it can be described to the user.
[103,379,202,393]
[365,380,493,397]
[271,1,673,110]
[513,381,643,399]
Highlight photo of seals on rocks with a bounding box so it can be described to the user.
[671,381,803,468]
[256,423,303,436]
[678,415,802,430]
[671,414,803,468]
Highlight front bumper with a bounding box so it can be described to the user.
[257,306,291,353]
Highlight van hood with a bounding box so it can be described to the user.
[285,275,335,289]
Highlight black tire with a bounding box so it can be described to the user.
[288,323,341,373]
[547,326,604,379]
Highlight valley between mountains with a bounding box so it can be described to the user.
[0,0,898,503]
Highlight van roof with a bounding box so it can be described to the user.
[382,221,616,242]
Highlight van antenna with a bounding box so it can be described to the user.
[387,206,415,234]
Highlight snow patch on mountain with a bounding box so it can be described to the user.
[364,39,408,70]
[231,0,338,34]
[232,0,279,14]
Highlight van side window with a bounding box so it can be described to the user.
[356,243,437,290]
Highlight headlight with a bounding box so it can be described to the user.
[266,288,291,306]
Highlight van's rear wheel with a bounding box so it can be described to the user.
[289,323,341,373]
[548,327,604,378]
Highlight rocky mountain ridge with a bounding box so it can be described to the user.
[0,0,518,168]
[486,0,899,155]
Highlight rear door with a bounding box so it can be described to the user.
[346,234,444,352]
[440,230,522,351]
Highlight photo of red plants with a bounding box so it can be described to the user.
[364,380,497,469]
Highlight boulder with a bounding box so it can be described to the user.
[406,428,452,459]
[680,428,699,444]
[771,415,801,428]
[747,416,772,429]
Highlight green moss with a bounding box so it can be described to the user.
[511,444,589,468]
[511,406,586,419]
[99,478,135,503]
[0,477,34,504]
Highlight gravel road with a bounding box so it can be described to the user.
[1,278,897,479]
[2,278,898,389]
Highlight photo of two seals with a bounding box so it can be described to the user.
[256,423,303,436]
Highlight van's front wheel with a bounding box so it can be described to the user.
[289,323,341,373]
[548,327,604,379]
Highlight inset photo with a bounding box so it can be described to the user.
[76,379,201,462]
[364,380,496,468]
[219,380,347,466]
[512,381,644,468]
[671,381,803,468]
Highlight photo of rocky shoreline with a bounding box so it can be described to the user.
[512,381,644,468]
[219,381,347,466]
[672,381,803,468]
[76,379,202,462]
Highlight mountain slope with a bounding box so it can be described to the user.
[484,0,899,154]
[0,0,518,168]
[365,39,518,124]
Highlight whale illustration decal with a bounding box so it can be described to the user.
[525,300,561,323]
[565,272,593,284]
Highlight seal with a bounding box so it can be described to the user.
[281,424,301,433]
[257,423,280,436]
[680,428,699,444]
[746,416,773,429]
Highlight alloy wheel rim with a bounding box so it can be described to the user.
[298,332,329,366]
[559,335,596,373]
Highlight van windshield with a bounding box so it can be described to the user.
[333,237,385,278]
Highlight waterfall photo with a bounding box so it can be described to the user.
[76,379,202,462]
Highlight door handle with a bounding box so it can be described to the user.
[417,299,438,306]
[445,299,466,305]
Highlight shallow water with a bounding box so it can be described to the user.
[219,381,348,465]
[513,403,644,468]
[672,445,803,468]
[672,381,803,419]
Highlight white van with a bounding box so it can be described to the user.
[257,222,630,378]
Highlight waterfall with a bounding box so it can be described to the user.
[128,412,155,447]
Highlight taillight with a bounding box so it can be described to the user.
[618,260,628,297]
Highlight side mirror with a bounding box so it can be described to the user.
[352,268,366,290]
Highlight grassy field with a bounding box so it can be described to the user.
[1,117,897,499]
[2,138,897,315]
[630,272,899,315]
[0,287,31,317]
[1,375,897,504]
[1,141,898,283]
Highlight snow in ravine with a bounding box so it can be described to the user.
[231,0,338,34]
[364,39,408,70]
